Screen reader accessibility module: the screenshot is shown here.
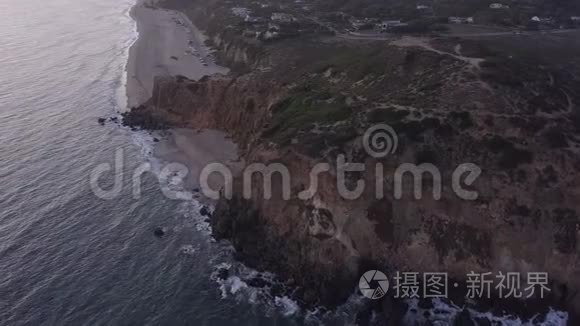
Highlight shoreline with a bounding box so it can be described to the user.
[125,0,227,108]
[121,1,578,324]
[125,0,239,198]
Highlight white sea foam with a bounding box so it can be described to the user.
[401,297,568,326]
[468,307,568,326]
[275,296,300,316]
[230,277,249,294]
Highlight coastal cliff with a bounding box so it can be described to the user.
[125,27,580,317]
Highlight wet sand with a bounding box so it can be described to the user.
[153,129,243,194]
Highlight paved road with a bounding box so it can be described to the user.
[337,28,580,41]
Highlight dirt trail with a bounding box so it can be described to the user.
[391,36,484,69]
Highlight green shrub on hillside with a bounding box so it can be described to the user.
[264,90,352,144]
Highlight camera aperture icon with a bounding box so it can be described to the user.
[359,270,389,300]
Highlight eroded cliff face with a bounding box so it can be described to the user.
[143,74,283,150]
[212,135,580,309]
[128,38,580,314]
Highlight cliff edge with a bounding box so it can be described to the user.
[125,0,580,321]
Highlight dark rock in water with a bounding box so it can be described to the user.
[270,283,287,298]
[153,227,166,238]
[192,188,200,193]
[216,267,229,280]
[97,117,106,125]
[382,295,408,325]
[355,307,372,326]
[473,317,491,326]
[200,206,211,217]
[300,289,319,306]
[109,117,118,123]
[121,105,169,131]
[246,277,269,288]
[355,300,384,326]
[153,138,160,143]
[454,309,475,326]
[418,298,434,310]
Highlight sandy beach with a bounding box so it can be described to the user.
[126,0,227,108]
[126,0,240,195]
[154,128,243,191]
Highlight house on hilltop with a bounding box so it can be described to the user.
[378,20,408,32]
[244,16,267,24]
[490,3,510,9]
[416,4,434,15]
[528,16,556,30]
[271,12,296,23]
[449,17,474,24]
[530,16,553,23]
[232,7,251,19]
[350,18,377,31]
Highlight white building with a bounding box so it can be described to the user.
[232,7,251,18]
[378,20,407,31]
[490,3,509,9]
[271,13,296,23]
[351,18,375,30]
[531,16,553,23]
[449,17,474,24]
[268,22,281,31]
[244,16,266,24]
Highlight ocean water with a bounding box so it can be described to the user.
[0,0,319,324]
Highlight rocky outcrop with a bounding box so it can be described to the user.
[141,74,285,151]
